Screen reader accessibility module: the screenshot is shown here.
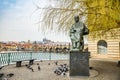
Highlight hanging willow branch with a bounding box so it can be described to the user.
[37,0,120,37]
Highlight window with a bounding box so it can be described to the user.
[97,40,107,54]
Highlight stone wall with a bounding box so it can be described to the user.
[88,28,120,58]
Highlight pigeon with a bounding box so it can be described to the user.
[56,69,62,75]
[54,68,61,75]
[31,68,34,72]
[54,69,57,74]
[63,67,68,72]
[0,66,4,70]
[63,64,67,67]
[28,66,34,72]
[25,64,34,72]
[54,63,69,76]
[54,66,65,75]
[25,64,28,66]
[38,65,40,71]
[54,61,58,65]
[60,64,63,67]
[62,72,66,76]
[37,63,39,65]
[25,64,31,69]
[7,73,14,77]
[0,73,4,78]
[26,65,34,72]
[25,64,28,67]
[63,64,69,72]
[48,63,50,65]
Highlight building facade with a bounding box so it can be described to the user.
[88,28,120,59]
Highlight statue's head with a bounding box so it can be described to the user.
[74,15,79,23]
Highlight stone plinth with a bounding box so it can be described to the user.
[69,51,90,76]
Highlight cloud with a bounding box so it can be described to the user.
[0,0,41,41]
[0,0,71,42]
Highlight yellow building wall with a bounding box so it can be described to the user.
[88,28,120,58]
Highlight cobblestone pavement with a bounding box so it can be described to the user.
[0,59,120,80]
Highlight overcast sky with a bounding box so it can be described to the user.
[0,0,71,42]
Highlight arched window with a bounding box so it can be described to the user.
[97,40,107,54]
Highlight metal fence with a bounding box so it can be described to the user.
[0,52,69,66]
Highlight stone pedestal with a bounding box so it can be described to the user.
[69,51,90,76]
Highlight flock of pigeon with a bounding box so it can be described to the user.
[25,63,41,72]
[25,60,69,76]
[0,61,41,80]
[54,63,69,76]
[25,60,43,72]
[0,66,14,80]
[0,60,69,80]
[24,60,69,76]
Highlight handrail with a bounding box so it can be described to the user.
[0,52,69,66]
